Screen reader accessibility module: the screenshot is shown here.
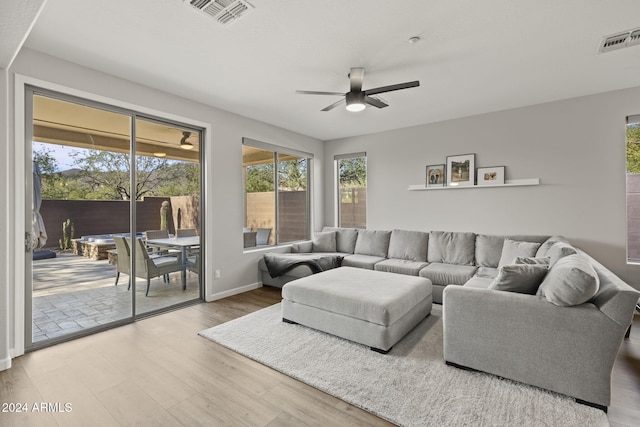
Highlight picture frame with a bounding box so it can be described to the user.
[446,154,475,187]
[425,164,446,187]
[477,166,505,186]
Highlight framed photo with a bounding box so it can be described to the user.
[446,154,475,187]
[426,164,445,187]
[477,166,505,186]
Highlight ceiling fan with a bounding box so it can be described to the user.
[296,67,420,112]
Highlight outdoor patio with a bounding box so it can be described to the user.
[32,252,200,343]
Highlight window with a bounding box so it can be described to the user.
[335,152,367,228]
[242,138,311,248]
[627,115,640,263]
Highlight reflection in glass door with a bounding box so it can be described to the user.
[134,117,202,315]
[26,88,203,350]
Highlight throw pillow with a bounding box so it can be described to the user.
[536,235,570,258]
[312,231,337,252]
[536,254,600,306]
[498,239,542,268]
[546,241,578,266]
[489,264,548,294]
[514,256,551,265]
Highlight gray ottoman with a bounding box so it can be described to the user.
[281,267,433,353]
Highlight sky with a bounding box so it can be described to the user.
[33,142,82,171]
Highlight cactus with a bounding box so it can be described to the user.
[59,218,74,251]
[160,201,169,231]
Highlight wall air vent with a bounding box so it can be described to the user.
[599,28,640,53]
[186,0,254,26]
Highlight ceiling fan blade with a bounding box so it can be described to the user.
[349,67,365,92]
[321,98,346,111]
[296,90,345,96]
[365,81,420,96]
[364,96,388,109]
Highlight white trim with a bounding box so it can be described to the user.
[207,282,262,302]
[13,74,213,357]
[0,356,11,371]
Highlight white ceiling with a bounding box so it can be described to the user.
[11,0,640,140]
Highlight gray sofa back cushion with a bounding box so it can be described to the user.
[428,231,476,265]
[354,229,392,257]
[536,235,570,258]
[312,231,337,252]
[547,241,578,266]
[497,239,542,267]
[387,229,428,262]
[322,227,358,254]
[476,234,550,267]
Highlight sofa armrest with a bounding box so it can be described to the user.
[291,241,312,253]
[443,285,626,407]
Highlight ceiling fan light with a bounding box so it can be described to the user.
[180,131,194,150]
[345,91,366,112]
[346,102,366,112]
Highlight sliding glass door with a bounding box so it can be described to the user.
[26,88,203,350]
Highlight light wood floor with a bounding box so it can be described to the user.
[1,287,639,427]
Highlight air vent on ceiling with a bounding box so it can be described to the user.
[599,28,640,53]
[186,0,254,25]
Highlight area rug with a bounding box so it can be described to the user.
[199,304,609,427]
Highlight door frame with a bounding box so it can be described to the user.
[13,74,211,356]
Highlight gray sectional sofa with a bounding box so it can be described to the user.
[259,227,551,303]
[258,227,640,411]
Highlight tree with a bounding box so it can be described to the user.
[627,124,640,174]
[70,150,180,200]
[339,157,366,187]
[278,158,307,191]
[246,163,274,193]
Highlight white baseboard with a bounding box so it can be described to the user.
[206,282,262,302]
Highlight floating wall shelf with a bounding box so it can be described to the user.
[408,178,540,191]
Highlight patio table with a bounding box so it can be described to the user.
[145,236,200,289]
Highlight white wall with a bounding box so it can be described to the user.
[324,87,640,290]
[3,49,324,359]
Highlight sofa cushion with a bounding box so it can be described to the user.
[498,239,541,268]
[546,242,578,266]
[464,276,493,289]
[342,254,387,270]
[291,240,313,253]
[419,262,477,286]
[536,235,570,258]
[312,231,336,252]
[489,264,548,294]
[353,229,392,257]
[322,227,359,254]
[374,259,429,276]
[515,256,550,265]
[475,235,506,267]
[387,229,429,262]
[536,254,600,306]
[476,266,499,279]
[428,231,476,265]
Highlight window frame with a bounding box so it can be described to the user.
[242,138,312,247]
[334,152,367,228]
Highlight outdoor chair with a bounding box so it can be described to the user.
[144,229,179,257]
[256,228,271,246]
[186,252,201,286]
[113,236,131,288]
[176,228,198,237]
[132,238,184,296]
